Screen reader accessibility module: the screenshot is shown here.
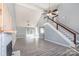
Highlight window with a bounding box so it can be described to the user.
[40,27,44,34]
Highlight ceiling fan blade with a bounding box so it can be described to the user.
[52,9,58,12]
[51,12,57,15]
[41,12,48,15]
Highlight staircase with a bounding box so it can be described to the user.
[38,15,79,47]
[47,17,79,54]
[58,27,74,43]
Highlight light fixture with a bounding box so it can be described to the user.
[27,20,30,26]
[47,12,52,16]
[46,0,58,17]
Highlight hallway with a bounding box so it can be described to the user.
[13,38,79,56]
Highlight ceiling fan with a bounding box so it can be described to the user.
[33,3,58,17]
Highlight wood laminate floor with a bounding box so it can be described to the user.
[13,38,79,56]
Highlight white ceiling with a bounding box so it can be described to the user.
[27,3,59,10]
[15,4,42,27]
[15,3,59,27]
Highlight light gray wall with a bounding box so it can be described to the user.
[16,27,26,38]
[44,23,73,47]
[58,3,79,33]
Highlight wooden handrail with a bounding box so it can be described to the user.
[56,20,79,34]
[47,16,79,45]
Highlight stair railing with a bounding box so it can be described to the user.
[47,16,79,45]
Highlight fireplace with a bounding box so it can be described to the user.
[7,41,12,56]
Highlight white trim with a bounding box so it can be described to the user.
[70,47,79,54]
[45,39,70,48]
